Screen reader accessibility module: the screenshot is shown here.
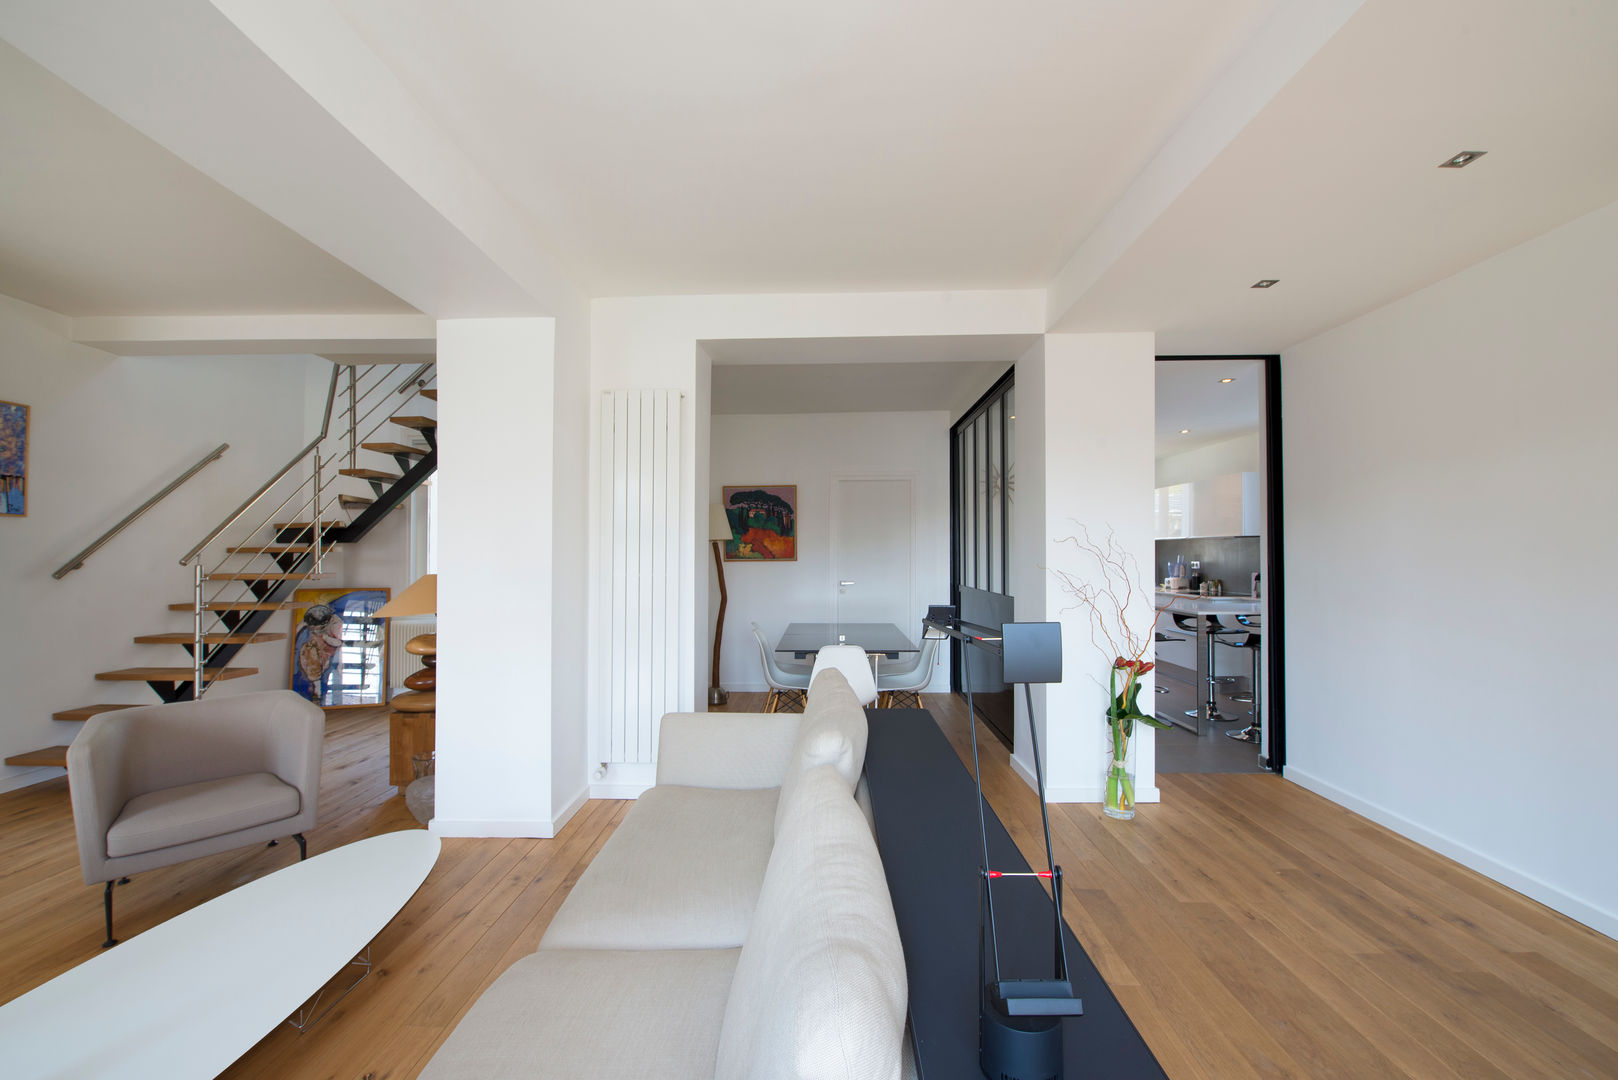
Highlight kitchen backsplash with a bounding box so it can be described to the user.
[1157,535,1261,595]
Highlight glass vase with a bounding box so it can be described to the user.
[1102,718,1137,820]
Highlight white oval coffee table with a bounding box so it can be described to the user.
[0,829,440,1080]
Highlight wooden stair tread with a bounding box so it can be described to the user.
[338,495,374,509]
[205,572,309,581]
[224,544,329,555]
[6,747,68,768]
[271,522,343,533]
[389,415,436,430]
[96,667,259,682]
[53,704,142,723]
[169,601,291,611]
[338,468,399,481]
[418,388,437,400]
[361,442,426,456]
[133,632,288,646]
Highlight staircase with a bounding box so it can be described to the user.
[6,361,437,769]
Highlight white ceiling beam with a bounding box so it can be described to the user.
[71,313,436,357]
[1043,0,1363,332]
[0,0,564,319]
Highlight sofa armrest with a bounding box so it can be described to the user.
[655,712,801,789]
[66,713,134,885]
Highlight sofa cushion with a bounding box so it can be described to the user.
[417,947,740,1080]
[773,668,868,838]
[541,785,779,950]
[716,764,908,1080]
[106,772,299,858]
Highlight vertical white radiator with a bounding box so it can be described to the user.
[387,617,437,692]
[598,389,684,766]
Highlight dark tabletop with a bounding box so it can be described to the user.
[864,708,1167,1079]
[777,622,918,659]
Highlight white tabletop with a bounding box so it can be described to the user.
[1154,590,1262,617]
[0,830,441,1080]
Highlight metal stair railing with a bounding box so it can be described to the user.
[178,360,436,698]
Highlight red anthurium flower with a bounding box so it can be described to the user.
[1113,657,1155,675]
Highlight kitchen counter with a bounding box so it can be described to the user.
[1154,591,1261,736]
[1155,590,1261,617]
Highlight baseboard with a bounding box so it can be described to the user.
[0,766,64,794]
[550,785,590,833]
[430,817,565,839]
[1287,767,1618,940]
[1009,751,1039,792]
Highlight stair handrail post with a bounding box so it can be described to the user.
[312,449,324,574]
[180,364,341,567]
[347,365,358,469]
[192,562,205,699]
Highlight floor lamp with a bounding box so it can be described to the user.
[708,504,733,707]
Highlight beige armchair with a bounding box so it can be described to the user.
[66,690,325,947]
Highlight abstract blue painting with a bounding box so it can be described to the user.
[0,400,26,517]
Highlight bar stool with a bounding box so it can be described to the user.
[1217,615,1261,743]
[1172,612,1241,727]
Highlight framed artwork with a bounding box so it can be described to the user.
[288,587,389,707]
[722,485,797,561]
[0,400,28,517]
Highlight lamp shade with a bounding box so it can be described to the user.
[709,503,734,543]
[376,573,437,618]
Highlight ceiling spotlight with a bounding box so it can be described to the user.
[1219,377,1235,384]
[1439,150,1487,168]
[1179,429,1190,435]
[1251,279,1279,289]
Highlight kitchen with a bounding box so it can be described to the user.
[1152,357,1276,773]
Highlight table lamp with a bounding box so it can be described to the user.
[376,573,436,708]
[708,504,733,706]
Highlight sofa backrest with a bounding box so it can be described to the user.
[773,668,869,838]
[715,763,908,1080]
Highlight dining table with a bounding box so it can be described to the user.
[776,621,918,666]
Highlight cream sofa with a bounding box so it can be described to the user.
[419,669,909,1080]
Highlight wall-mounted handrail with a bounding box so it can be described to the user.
[179,365,340,566]
[54,443,231,579]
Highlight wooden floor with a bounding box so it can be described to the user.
[2,698,1615,1079]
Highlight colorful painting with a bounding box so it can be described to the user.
[723,485,797,561]
[288,587,389,707]
[0,400,27,517]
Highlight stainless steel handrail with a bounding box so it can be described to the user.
[54,443,230,579]
[179,366,340,566]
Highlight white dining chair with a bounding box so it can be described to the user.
[810,644,878,707]
[876,628,943,708]
[752,623,811,713]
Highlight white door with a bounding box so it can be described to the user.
[831,477,914,632]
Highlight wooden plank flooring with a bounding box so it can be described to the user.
[2,697,1615,1079]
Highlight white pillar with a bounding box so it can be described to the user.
[433,317,560,836]
[1015,332,1158,803]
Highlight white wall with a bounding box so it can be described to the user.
[433,316,561,836]
[1282,199,1618,937]
[0,293,324,791]
[1155,431,1260,487]
[1014,332,1159,803]
[709,411,951,694]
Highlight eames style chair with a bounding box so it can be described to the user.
[876,628,943,708]
[66,690,324,947]
[810,644,878,707]
[752,623,811,713]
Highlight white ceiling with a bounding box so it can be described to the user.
[1156,358,1261,457]
[1056,0,1618,352]
[703,334,1037,367]
[331,0,1274,296]
[0,39,415,318]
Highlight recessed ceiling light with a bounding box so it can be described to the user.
[1439,150,1487,168]
[1219,377,1235,384]
[1179,429,1190,435]
[1251,279,1279,289]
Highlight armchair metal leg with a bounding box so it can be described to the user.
[102,880,118,949]
[295,833,308,860]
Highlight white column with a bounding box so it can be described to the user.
[1015,332,1158,803]
[433,317,559,836]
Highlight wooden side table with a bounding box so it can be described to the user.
[389,690,435,793]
